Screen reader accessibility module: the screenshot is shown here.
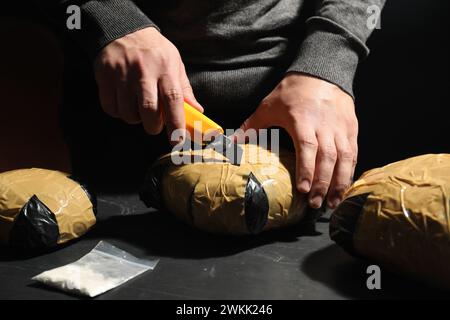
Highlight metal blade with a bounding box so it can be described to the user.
[205,134,243,166]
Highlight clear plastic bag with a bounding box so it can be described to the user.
[32,241,159,297]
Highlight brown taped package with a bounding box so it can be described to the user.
[142,144,308,235]
[0,168,96,248]
[330,154,450,289]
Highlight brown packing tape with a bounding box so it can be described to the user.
[341,154,450,289]
[158,144,307,235]
[0,168,96,245]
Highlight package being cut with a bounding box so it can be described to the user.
[0,168,96,249]
[140,143,308,235]
[330,154,450,289]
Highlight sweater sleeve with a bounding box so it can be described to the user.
[287,0,387,98]
[34,0,159,60]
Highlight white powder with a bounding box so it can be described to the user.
[32,241,158,297]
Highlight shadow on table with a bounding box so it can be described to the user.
[301,244,450,299]
[86,208,322,260]
[0,242,76,262]
[0,193,324,262]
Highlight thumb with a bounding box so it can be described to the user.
[240,101,271,132]
[233,102,270,143]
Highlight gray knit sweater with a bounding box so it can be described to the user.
[39,0,386,100]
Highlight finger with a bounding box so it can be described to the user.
[309,133,337,209]
[137,79,163,135]
[96,72,118,118]
[327,135,354,209]
[232,102,272,144]
[180,63,203,113]
[286,123,318,194]
[350,142,358,183]
[116,79,140,124]
[239,101,272,132]
[349,135,358,182]
[158,73,185,144]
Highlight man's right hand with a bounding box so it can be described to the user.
[94,27,203,143]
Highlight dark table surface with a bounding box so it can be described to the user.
[0,193,447,300]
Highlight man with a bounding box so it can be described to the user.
[38,0,385,209]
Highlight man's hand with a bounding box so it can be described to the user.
[239,73,358,209]
[94,27,203,142]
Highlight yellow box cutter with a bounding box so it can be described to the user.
[183,101,224,139]
[183,101,242,165]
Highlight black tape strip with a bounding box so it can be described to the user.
[140,163,165,210]
[9,195,59,249]
[329,193,369,256]
[244,173,269,234]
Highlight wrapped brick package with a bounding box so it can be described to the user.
[330,154,450,289]
[0,168,96,249]
[140,144,308,235]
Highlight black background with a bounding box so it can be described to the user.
[354,0,449,175]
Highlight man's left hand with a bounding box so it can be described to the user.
[239,73,358,209]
